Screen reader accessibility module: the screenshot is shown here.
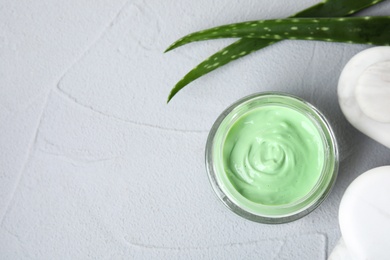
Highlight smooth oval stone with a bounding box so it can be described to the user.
[338,47,390,148]
[339,166,390,260]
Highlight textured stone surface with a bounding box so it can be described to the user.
[1,0,390,258]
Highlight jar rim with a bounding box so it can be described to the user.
[205,92,339,224]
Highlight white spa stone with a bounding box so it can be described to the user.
[338,47,390,148]
[338,166,390,260]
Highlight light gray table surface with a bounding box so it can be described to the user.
[1,0,390,259]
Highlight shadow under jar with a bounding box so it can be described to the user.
[206,92,338,224]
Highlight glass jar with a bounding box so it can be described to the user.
[205,92,339,224]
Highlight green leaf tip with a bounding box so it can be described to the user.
[164,44,175,53]
[165,43,180,52]
[167,89,176,103]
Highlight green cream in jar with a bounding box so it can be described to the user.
[206,92,338,223]
[224,105,324,206]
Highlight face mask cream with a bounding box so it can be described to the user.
[206,92,338,223]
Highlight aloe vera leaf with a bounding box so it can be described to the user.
[167,17,390,50]
[167,0,385,102]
